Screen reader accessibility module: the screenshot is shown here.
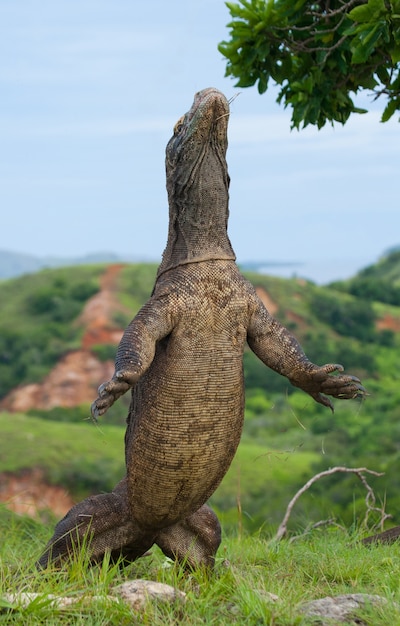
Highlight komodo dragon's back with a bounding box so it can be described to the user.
[38,88,365,570]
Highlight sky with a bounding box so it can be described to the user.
[1,0,399,284]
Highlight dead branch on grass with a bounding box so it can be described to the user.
[275,466,387,541]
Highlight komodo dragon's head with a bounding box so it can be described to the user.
[157,87,236,277]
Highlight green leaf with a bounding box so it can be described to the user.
[349,4,373,22]
[376,65,390,84]
[257,72,269,93]
[381,98,399,121]
[390,45,400,63]
[235,74,258,88]
[349,0,386,22]
[351,23,384,64]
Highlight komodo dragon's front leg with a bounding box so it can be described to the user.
[92,293,178,418]
[247,298,365,410]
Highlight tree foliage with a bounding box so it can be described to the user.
[218,0,400,128]
[308,290,395,346]
[333,276,400,306]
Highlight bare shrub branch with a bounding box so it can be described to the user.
[275,466,386,541]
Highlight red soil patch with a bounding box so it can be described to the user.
[376,314,400,333]
[0,468,75,520]
[80,263,127,349]
[1,350,115,412]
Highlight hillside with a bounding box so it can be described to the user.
[339,246,400,285]
[330,247,400,307]
[1,252,400,534]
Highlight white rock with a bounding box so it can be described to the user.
[299,593,392,624]
[113,579,186,611]
[3,592,115,610]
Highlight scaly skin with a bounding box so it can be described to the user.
[38,88,365,570]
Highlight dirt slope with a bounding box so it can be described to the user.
[0,469,75,519]
[0,265,127,412]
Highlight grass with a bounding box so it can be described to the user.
[2,506,400,624]
[0,412,126,499]
[0,412,125,472]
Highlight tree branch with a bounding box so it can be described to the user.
[275,466,385,541]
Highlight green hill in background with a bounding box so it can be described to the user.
[330,247,400,306]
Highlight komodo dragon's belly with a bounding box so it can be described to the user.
[125,341,245,529]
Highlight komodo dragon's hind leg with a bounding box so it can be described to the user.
[38,474,221,570]
[37,478,155,569]
[155,504,222,569]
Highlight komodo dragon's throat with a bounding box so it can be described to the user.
[38,88,365,570]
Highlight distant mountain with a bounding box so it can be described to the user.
[2,246,399,285]
[0,249,358,285]
[0,249,145,280]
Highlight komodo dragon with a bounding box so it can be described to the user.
[38,87,365,569]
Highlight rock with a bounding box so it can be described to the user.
[256,589,280,604]
[3,579,185,613]
[113,579,186,611]
[299,593,391,624]
[2,592,115,610]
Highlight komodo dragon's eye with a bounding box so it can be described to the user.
[173,116,184,135]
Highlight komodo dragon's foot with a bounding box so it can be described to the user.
[91,370,136,418]
[37,479,154,569]
[38,475,221,571]
[290,363,367,411]
[156,504,222,569]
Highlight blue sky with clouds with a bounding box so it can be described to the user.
[1,0,399,283]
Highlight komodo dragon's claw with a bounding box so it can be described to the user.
[91,374,133,418]
[290,362,367,412]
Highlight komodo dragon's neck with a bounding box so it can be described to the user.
[157,88,236,278]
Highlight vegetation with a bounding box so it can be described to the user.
[218,0,400,128]
[0,413,125,500]
[331,247,400,306]
[0,265,103,398]
[115,263,158,324]
[2,505,400,623]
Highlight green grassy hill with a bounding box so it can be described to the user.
[0,265,104,398]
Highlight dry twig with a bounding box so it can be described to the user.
[275,466,386,541]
